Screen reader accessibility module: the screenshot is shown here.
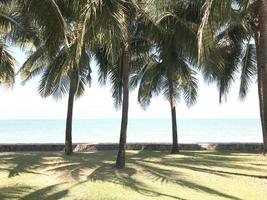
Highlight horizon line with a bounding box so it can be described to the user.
[0,118,260,120]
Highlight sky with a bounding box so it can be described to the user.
[0,48,260,120]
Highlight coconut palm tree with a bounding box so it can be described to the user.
[19,0,130,156]
[20,34,92,155]
[197,0,267,154]
[0,0,82,155]
[94,0,168,168]
[17,0,92,155]
[114,1,139,169]
[90,0,144,168]
[135,52,198,153]
[130,1,199,153]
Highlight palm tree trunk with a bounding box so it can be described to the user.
[168,78,179,154]
[65,74,77,155]
[255,30,266,154]
[258,0,267,155]
[116,41,130,169]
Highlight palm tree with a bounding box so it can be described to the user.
[20,37,92,155]
[197,0,267,154]
[19,0,133,157]
[95,0,165,168]
[17,0,93,155]
[114,1,136,169]
[91,0,142,168]
[18,0,138,162]
[135,52,198,153]
[131,1,199,153]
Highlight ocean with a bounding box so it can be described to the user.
[0,119,262,144]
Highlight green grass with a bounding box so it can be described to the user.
[0,151,266,200]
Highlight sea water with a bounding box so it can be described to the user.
[0,119,262,143]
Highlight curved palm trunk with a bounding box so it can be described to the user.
[258,0,267,155]
[65,75,77,155]
[116,41,130,169]
[168,78,179,154]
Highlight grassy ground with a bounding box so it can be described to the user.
[0,151,266,200]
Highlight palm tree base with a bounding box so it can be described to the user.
[65,144,72,155]
[170,148,180,154]
[65,151,72,155]
[262,143,267,156]
[116,150,125,169]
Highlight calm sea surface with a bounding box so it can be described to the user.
[0,119,262,143]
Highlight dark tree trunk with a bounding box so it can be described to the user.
[65,74,77,155]
[116,41,130,169]
[168,77,179,154]
[258,0,267,155]
[255,30,266,155]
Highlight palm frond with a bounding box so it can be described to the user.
[239,43,256,100]
[137,60,165,109]
[0,43,16,88]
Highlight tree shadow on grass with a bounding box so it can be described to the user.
[44,151,117,181]
[19,184,69,200]
[0,186,33,200]
[2,150,247,179]
[0,151,115,179]
[83,156,242,200]
[86,163,188,200]
[140,159,267,179]
[0,153,49,178]
[0,182,69,200]
[133,161,242,200]
[183,162,267,179]
[134,150,266,172]
[131,150,267,180]
[0,150,264,200]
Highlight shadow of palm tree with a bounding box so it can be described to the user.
[134,161,242,200]
[0,186,33,199]
[44,151,117,180]
[134,150,265,172]
[0,150,264,200]
[140,158,267,179]
[19,184,68,200]
[0,152,114,179]
[0,153,55,178]
[86,163,188,200]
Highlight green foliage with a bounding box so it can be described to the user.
[200,0,257,102]
[1,0,259,106]
[18,0,99,99]
[0,0,18,88]
[0,43,15,87]
[131,0,199,109]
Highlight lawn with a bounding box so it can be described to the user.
[0,150,266,200]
